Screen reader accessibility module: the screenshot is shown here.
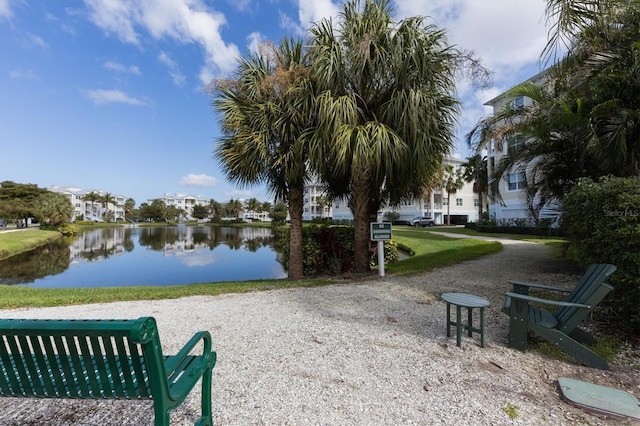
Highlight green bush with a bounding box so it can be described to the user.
[279,225,354,275]
[279,225,399,275]
[562,176,640,333]
[370,239,399,266]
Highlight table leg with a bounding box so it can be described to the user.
[467,307,473,337]
[456,305,462,347]
[480,307,485,348]
[446,302,451,337]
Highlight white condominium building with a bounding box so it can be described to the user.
[48,186,127,222]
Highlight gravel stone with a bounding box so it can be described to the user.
[0,233,638,425]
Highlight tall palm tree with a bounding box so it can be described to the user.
[100,192,116,222]
[462,154,488,220]
[442,164,464,225]
[82,191,100,220]
[307,0,460,272]
[225,199,243,219]
[208,199,223,219]
[212,38,315,279]
[124,198,135,222]
[245,197,261,220]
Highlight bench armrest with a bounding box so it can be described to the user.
[504,292,591,309]
[165,331,214,376]
[508,280,572,294]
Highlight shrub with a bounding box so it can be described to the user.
[279,225,354,275]
[279,225,397,276]
[370,239,399,266]
[562,176,640,334]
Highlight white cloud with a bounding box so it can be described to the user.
[297,0,341,29]
[281,0,341,35]
[85,89,149,105]
[226,188,252,199]
[103,60,141,75]
[84,0,140,44]
[83,0,241,85]
[246,32,266,55]
[226,0,252,14]
[179,173,218,187]
[24,32,49,49]
[394,0,548,80]
[9,69,41,81]
[0,0,13,20]
[158,51,186,87]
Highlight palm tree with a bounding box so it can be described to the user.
[208,199,223,219]
[82,191,100,220]
[462,154,488,220]
[225,199,243,219]
[245,197,261,220]
[100,192,116,222]
[124,198,135,222]
[442,164,464,225]
[261,201,272,215]
[212,38,315,279]
[307,0,461,272]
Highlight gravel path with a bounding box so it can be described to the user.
[1,234,639,425]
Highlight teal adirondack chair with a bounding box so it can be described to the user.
[502,263,616,370]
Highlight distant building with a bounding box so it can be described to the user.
[48,186,127,222]
[482,69,552,223]
[147,193,210,221]
[304,156,481,225]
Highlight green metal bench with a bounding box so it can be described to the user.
[0,316,216,425]
[502,263,616,370]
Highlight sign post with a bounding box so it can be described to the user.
[370,222,392,277]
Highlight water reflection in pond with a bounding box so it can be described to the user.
[0,226,286,288]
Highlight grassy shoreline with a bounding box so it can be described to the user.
[0,229,63,260]
[0,225,502,309]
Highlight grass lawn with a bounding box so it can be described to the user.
[0,225,502,309]
[0,229,62,260]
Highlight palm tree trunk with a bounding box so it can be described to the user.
[478,190,484,220]
[351,178,372,274]
[287,186,305,280]
[447,193,451,225]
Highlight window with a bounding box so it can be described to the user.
[510,96,525,110]
[507,136,525,154]
[443,198,449,206]
[508,173,526,190]
[456,198,463,206]
[474,198,479,207]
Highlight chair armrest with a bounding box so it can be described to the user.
[508,280,572,294]
[165,331,213,376]
[505,292,591,309]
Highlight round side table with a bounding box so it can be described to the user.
[441,292,490,347]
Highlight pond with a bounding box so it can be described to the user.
[0,226,287,288]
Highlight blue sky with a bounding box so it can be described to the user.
[0,0,549,206]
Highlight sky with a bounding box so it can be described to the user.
[0,0,550,207]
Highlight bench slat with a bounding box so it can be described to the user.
[0,317,215,426]
[128,339,151,398]
[42,336,67,397]
[89,336,110,398]
[66,335,91,397]
[77,336,99,397]
[0,337,22,395]
[102,337,125,397]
